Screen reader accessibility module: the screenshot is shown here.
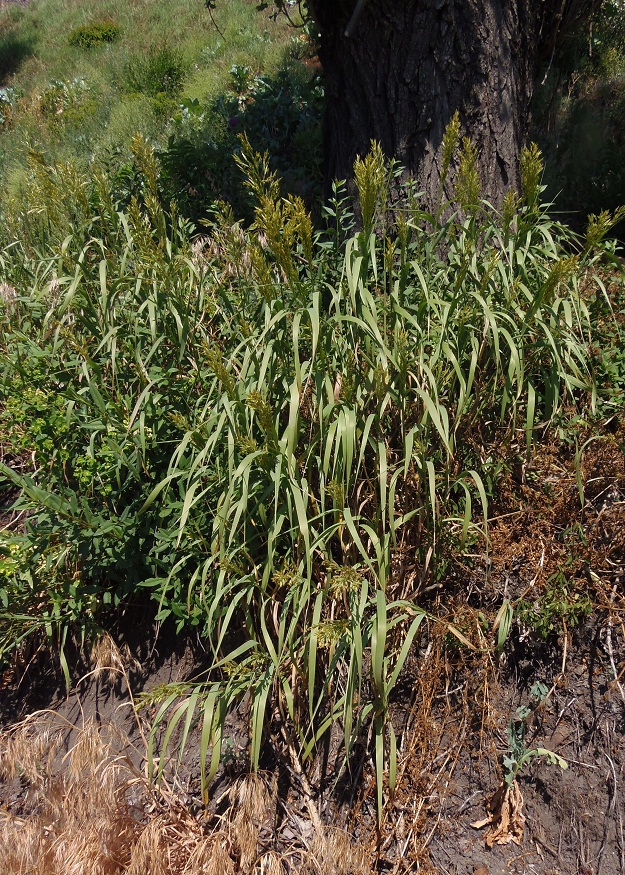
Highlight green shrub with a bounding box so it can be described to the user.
[123,45,186,97]
[67,19,122,49]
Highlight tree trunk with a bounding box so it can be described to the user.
[306,0,561,208]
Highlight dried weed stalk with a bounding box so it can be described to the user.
[471,780,526,847]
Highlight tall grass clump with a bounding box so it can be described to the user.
[123,45,186,97]
[0,128,617,816]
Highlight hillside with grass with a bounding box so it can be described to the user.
[0,2,624,874]
[0,0,322,218]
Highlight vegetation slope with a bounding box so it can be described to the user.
[0,2,624,874]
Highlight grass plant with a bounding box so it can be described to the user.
[67,19,122,49]
[0,128,620,821]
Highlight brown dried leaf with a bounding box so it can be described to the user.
[471,781,525,848]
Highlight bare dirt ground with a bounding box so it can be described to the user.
[0,418,623,874]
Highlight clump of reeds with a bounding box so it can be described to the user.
[1,127,621,833]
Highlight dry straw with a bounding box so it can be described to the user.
[0,717,368,875]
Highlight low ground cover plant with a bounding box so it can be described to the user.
[0,126,621,816]
[67,19,122,49]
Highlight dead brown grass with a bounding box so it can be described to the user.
[0,716,369,875]
[0,718,141,873]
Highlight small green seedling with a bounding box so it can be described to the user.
[503,720,567,787]
[493,598,514,657]
[503,684,567,787]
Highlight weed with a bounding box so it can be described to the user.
[473,682,566,846]
[123,45,186,97]
[37,77,91,121]
[68,19,122,49]
[229,63,253,94]
[0,134,615,823]
[516,570,592,638]
[503,688,567,788]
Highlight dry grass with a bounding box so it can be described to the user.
[0,717,143,874]
[0,716,369,875]
[303,828,369,875]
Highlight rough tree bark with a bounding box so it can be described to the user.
[305,0,601,207]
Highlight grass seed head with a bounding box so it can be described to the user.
[307,828,369,875]
[90,633,129,685]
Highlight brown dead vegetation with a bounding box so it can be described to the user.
[0,714,371,875]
